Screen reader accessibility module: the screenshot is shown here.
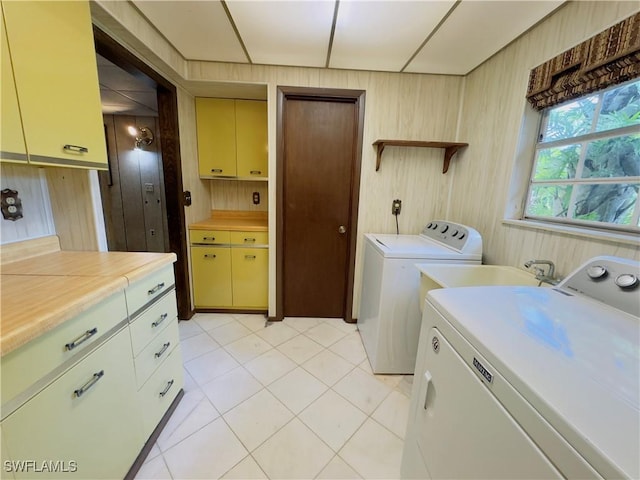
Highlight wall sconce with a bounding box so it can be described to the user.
[127,125,154,149]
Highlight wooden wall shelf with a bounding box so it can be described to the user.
[373,140,469,173]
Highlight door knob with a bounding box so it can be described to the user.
[338,225,346,234]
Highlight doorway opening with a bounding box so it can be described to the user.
[93,27,192,319]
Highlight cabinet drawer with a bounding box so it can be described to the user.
[190,229,230,245]
[134,319,179,388]
[139,345,184,439]
[1,291,127,407]
[125,264,175,316]
[230,231,268,246]
[2,327,142,480]
[129,291,177,357]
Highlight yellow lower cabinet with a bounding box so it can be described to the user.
[191,246,233,307]
[231,248,268,308]
[2,327,142,479]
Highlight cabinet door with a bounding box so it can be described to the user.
[2,328,142,480]
[231,247,268,308]
[191,246,233,307]
[196,98,237,177]
[2,1,107,169]
[236,100,268,178]
[0,6,26,164]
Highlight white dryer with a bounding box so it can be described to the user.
[358,221,482,374]
[402,255,640,479]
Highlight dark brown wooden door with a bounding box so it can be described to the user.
[279,89,364,319]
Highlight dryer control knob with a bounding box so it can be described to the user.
[452,230,459,237]
[441,225,449,233]
[458,233,465,240]
[587,265,607,279]
[615,274,638,289]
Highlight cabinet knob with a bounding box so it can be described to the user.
[250,170,262,175]
[338,225,346,234]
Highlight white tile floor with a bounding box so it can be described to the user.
[135,313,412,480]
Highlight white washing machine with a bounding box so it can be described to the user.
[402,255,640,479]
[358,221,482,374]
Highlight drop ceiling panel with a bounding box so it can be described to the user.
[330,0,456,72]
[132,0,246,62]
[405,0,564,74]
[227,0,335,67]
[99,89,158,116]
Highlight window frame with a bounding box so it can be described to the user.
[523,80,640,234]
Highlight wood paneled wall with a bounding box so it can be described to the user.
[451,1,640,276]
[0,164,55,244]
[93,0,639,318]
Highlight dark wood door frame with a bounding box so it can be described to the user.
[275,86,365,322]
[93,26,193,320]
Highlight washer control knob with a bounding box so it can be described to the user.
[441,225,449,233]
[587,265,607,279]
[452,230,459,237]
[458,233,465,240]
[615,274,638,289]
[432,223,438,230]
[427,222,433,229]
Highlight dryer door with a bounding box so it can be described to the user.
[414,326,562,479]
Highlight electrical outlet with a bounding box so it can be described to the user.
[392,199,402,215]
[252,192,260,205]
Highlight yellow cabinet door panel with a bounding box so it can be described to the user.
[2,328,142,480]
[196,98,237,177]
[191,246,233,307]
[2,1,107,169]
[0,7,26,164]
[236,100,268,178]
[231,248,268,308]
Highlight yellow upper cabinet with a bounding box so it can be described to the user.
[196,98,237,177]
[235,100,268,178]
[0,7,26,164]
[196,97,267,180]
[2,1,107,169]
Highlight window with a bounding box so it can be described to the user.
[525,79,640,233]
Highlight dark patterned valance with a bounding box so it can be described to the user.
[526,12,640,110]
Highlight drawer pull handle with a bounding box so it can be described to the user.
[63,144,89,153]
[244,237,256,242]
[159,379,175,398]
[65,328,98,351]
[250,170,262,175]
[245,255,256,260]
[203,236,216,241]
[74,370,104,398]
[148,282,165,295]
[211,168,223,173]
[155,342,171,358]
[204,254,217,259]
[152,313,169,328]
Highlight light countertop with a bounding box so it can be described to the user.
[189,210,268,232]
[1,251,176,356]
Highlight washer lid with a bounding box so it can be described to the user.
[428,286,639,480]
[366,234,481,260]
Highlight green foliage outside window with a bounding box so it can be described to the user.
[526,79,640,230]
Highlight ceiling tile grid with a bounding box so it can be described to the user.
[128,0,565,75]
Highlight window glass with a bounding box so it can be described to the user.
[571,183,638,225]
[595,81,640,132]
[542,96,597,141]
[581,135,640,178]
[525,79,640,233]
[533,145,580,180]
